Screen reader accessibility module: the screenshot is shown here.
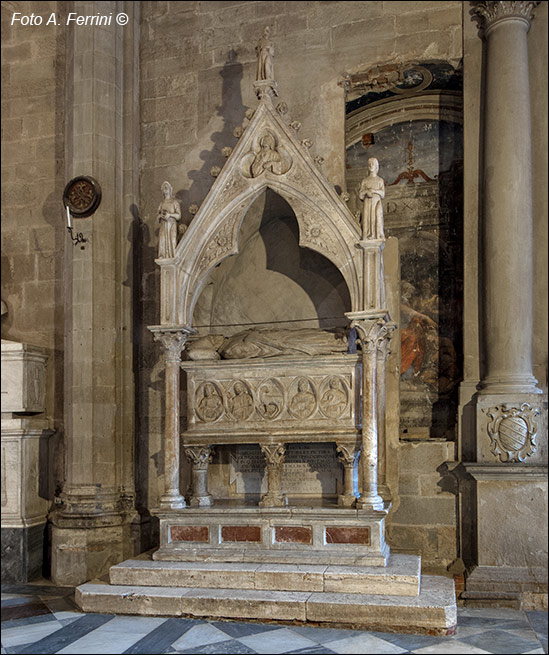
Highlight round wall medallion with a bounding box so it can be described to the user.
[63,176,102,218]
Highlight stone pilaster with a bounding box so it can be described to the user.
[185,446,213,507]
[150,327,193,510]
[50,1,140,586]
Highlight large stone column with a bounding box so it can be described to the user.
[474,0,540,395]
[463,1,547,609]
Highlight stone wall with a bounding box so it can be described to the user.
[387,440,458,571]
[1,0,66,498]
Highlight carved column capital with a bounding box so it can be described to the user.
[471,1,539,36]
[260,443,286,466]
[185,446,213,470]
[352,318,396,356]
[150,326,193,363]
[336,443,360,467]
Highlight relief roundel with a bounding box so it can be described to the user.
[319,376,349,419]
[257,378,284,420]
[227,380,254,421]
[195,382,224,423]
[288,377,317,420]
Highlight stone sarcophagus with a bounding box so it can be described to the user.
[181,354,361,445]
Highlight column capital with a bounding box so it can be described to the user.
[471,1,539,37]
[260,443,286,466]
[149,325,195,362]
[185,445,213,470]
[350,317,396,355]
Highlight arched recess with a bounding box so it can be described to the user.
[160,96,364,329]
[193,188,352,334]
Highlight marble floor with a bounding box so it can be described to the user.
[1,583,547,655]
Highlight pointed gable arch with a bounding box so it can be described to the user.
[160,95,364,328]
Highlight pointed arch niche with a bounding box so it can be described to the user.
[193,188,352,336]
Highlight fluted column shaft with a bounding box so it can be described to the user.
[476,2,540,393]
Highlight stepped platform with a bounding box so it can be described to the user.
[75,552,457,635]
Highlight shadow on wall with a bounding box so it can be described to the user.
[181,50,248,228]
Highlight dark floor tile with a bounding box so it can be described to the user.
[208,620,280,639]
[13,613,114,654]
[1,585,73,597]
[539,636,548,654]
[41,596,80,613]
[1,601,51,623]
[1,598,37,609]
[527,611,549,637]
[459,628,543,654]
[1,612,58,629]
[123,617,201,654]
[285,648,338,655]
[287,625,356,643]
[368,631,448,651]
[177,639,257,654]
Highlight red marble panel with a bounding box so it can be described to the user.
[274,526,312,544]
[221,526,261,542]
[325,526,370,545]
[170,525,209,542]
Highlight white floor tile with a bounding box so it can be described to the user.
[327,634,408,654]
[55,615,169,654]
[171,623,232,650]
[238,627,321,654]
[413,639,492,654]
[1,620,64,647]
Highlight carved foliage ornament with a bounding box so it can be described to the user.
[352,320,396,355]
[471,1,539,34]
[153,331,188,362]
[485,403,539,462]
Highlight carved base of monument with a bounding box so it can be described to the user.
[159,494,186,511]
[258,493,287,507]
[337,495,356,508]
[189,494,213,507]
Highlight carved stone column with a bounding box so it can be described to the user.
[336,443,360,507]
[350,318,395,510]
[473,0,541,395]
[376,331,394,501]
[150,327,193,510]
[185,446,213,507]
[462,2,547,608]
[259,443,286,507]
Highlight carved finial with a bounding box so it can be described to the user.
[254,26,278,101]
[470,1,539,36]
[221,146,233,158]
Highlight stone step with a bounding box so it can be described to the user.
[110,554,420,596]
[76,574,457,635]
[152,545,389,567]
